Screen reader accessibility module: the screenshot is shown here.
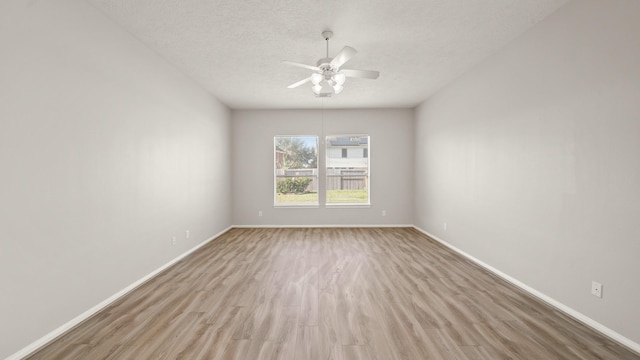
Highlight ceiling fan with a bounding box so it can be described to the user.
[283,30,380,97]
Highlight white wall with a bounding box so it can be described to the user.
[0,0,231,358]
[232,109,414,226]
[414,0,640,346]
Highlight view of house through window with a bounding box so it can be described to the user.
[274,136,318,205]
[326,135,370,204]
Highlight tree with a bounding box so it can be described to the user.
[275,137,317,169]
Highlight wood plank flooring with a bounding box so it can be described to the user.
[27,227,639,359]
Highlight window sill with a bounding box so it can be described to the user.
[325,204,371,209]
[273,204,320,209]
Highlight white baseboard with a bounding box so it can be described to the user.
[231,224,414,228]
[7,226,233,360]
[412,226,640,355]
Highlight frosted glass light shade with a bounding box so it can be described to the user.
[311,73,322,85]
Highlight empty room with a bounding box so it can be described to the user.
[1,0,639,359]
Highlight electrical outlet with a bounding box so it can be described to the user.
[185,230,190,239]
[258,210,263,217]
[171,236,177,246]
[591,281,603,298]
[444,222,447,231]
[381,210,386,217]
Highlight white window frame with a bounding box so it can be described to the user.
[273,135,319,208]
[325,135,371,207]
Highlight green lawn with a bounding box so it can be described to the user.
[276,192,318,204]
[276,189,368,204]
[327,189,368,203]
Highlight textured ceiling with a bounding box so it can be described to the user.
[87,0,568,109]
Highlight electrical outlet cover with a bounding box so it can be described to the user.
[591,281,603,298]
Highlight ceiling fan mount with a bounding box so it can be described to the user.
[283,30,380,97]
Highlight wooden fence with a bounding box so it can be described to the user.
[326,168,368,190]
[275,168,368,192]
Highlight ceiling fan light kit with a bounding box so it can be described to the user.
[283,30,380,97]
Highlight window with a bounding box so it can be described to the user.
[325,135,370,205]
[274,136,318,206]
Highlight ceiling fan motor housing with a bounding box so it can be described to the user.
[316,57,333,69]
[316,58,335,80]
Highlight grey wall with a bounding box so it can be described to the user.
[232,109,414,226]
[0,0,231,357]
[3,0,639,356]
[414,0,640,345]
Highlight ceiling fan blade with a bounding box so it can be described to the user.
[282,60,321,72]
[330,46,357,69]
[287,77,312,89]
[339,69,380,79]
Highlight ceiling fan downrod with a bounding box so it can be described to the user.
[322,30,332,58]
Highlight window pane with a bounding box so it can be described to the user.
[274,136,318,205]
[326,135,370,204]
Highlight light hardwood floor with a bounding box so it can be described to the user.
[28,227,639,359]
